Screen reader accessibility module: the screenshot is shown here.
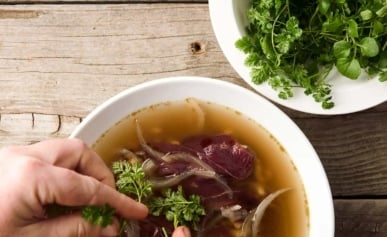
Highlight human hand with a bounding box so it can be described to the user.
[0,139,191,237]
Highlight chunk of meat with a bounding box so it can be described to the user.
[147,134,255,180]
[183,135,254,180]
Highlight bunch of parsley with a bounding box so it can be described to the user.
[236,0,387,109]
[82,161,205,236]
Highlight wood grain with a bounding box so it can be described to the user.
[335,199,387,236]
[0,113,80,147]
[0,0,207,3]
[293,109,387,196]
[0,4,242,118]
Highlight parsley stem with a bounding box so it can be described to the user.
[271,4,288,66]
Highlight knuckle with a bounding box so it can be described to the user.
[87,179,103,205]
[69,138,89,152]
[12,157,46,186]
[19,157,46,173]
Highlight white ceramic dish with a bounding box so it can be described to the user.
[208,0,387,115]
[70,76,334,237]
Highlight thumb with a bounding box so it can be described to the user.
[19,213,119,237]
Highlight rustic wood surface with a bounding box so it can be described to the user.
[0,2,386,236]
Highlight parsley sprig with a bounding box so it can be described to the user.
[236,0,387,109]
[148,186,205,230]
[82,160,206,235]
[112,161,152,203]
[81,204,115,227]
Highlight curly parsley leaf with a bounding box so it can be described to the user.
[81,204,115,227]
[81,160,207,234]
[148,186,205,231]
[112,161,152,203]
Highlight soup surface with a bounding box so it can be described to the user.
[93,98,309,237]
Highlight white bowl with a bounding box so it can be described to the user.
[208,0,387,115]
[70,76,334,237]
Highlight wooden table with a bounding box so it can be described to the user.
[0,1,386,236]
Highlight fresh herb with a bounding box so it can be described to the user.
[236,0,387,109]
[81,160,206,236]
[148,186,205,230]
[81,204,115,227]
[81,161,152,228]
[112,161,153,203]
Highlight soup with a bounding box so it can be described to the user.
[93,98,309,237]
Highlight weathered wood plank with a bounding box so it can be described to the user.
[335,199,387,236]
[293,110,387,196]
[0,0,207,3]
[280,101,387,118]
[0,113,80,147]
[0,4,242,118]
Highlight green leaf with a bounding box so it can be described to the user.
[333,41,352,58]
[148,186,205,230]
[274,0,282,13]
[112,161,152,202]
[336,58,361,79]
[260,34,276,60]
[358,37,379,57]
[360,10,373,21]
[235,37,253,53]
[376,5,387,17]
[379,71,387,82]
[372,20,384,37]
[378,51,387,68]
[322,15,345,33]
[82,204,115,227]
[318,0,331,15]
[347,19,358,38]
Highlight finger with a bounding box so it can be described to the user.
[19,213,119,237]
[11,138,115,188]
[39,165,148,219]
[172,226,191,237]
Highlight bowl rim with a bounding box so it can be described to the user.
[70,76,335,237]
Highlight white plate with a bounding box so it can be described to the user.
[208,0,387,115]
[71,76,334,237]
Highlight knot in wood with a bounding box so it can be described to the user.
[190,41,207,56]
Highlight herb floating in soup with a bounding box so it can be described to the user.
[90,98,309,237]
[236,0,387,109]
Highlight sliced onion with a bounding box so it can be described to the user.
[162,152,215,172]
[186,97,205,131]
[141,158,158,176]
[116,148,142,163]
[135,119,165,161]
[241,188,290,237]
[149,169,215,189]
[221,204,248,223]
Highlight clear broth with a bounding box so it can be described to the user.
[93,98,309,237]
